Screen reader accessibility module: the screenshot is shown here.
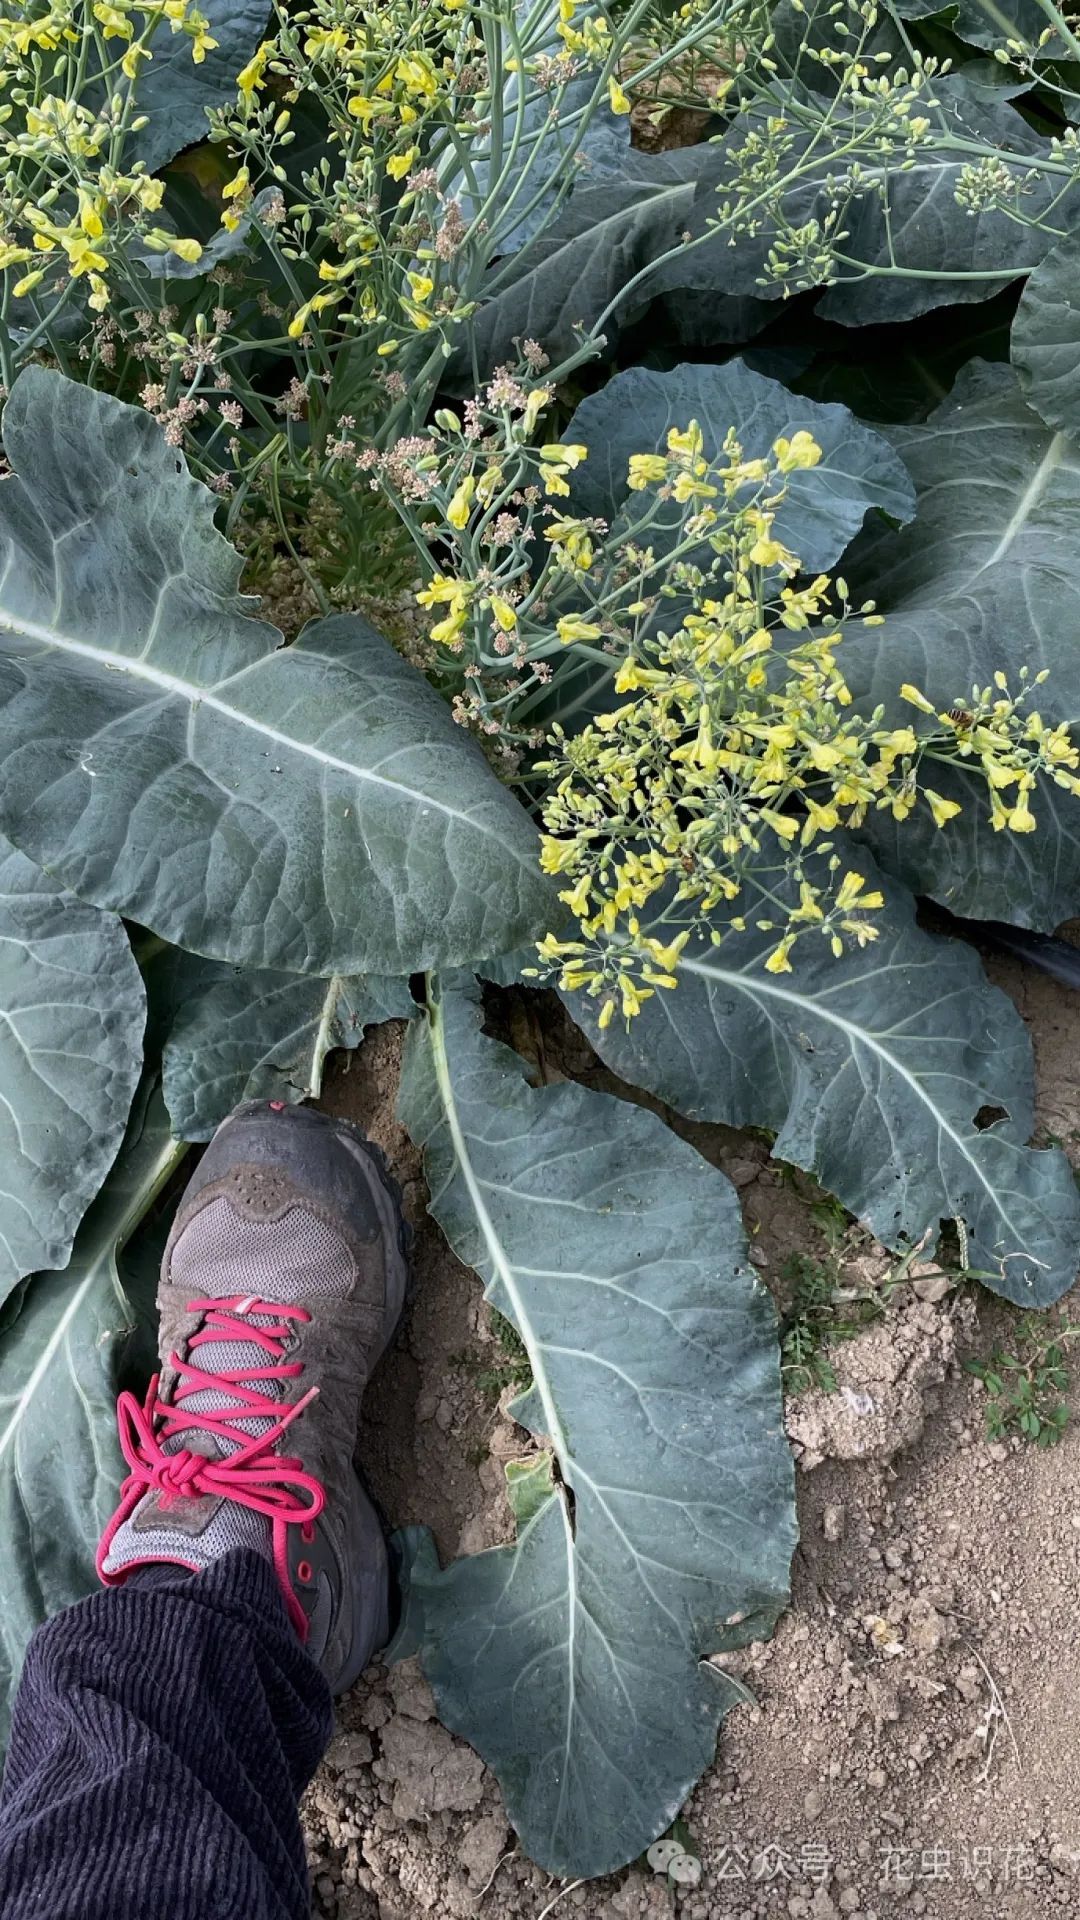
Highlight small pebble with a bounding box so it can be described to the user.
[822,1504,846,1543]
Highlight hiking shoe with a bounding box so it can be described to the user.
[97,1100,409,1692]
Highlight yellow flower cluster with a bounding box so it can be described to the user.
[0,0,207,319]
[220,0,472,343]
[404,387,568,658]
[555,0,629,82]
[536,424,1080,1024]
[216,0,635,351]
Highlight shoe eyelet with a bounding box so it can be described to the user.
[301,1521,315,1545]
[297,1559,314,1585]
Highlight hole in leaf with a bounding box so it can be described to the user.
[973,1103,1009,1132]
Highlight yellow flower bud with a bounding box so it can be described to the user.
[667,422,703,460]
[899,684,936,714]
[924,789,962,829]
[773,431,822,472]
[446,476,475,529]
[540,444,588,467]
[627,453,668,490]
[522,388,552,434]
[749,537,790,568]
[387,147,417,181]
[490,596,518,632]
[764,936,795,973]
[237,42,273,98]
[556,615,603,645]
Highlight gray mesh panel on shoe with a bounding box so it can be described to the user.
[106,1499,275,1569]
[102,1198,354,1578]
[170,1199,354,1301]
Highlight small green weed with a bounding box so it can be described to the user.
[778,1242,932,1395]
[808,1193,851,1248]
[778,1252,888,1394]
[967,1314,1080,1448]
[452,1309,532,1405]
[780,1257,843,1394]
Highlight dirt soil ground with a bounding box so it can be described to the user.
[305,944,1080,1920]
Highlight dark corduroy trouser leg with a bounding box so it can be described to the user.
[0,1550,333,1920]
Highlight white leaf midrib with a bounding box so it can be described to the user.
[426,993,580,1805]
[309,975,343,1100]
[980,430,1067,572]
[427,998,572,1463]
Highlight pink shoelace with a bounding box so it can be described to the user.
[114,1294,325,1528]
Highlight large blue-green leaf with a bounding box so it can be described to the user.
[1011,229,1080,437]
[565,358,915,572]
[0,1086,184,1740]
[0,836,144,1305]
[450,146,755,381]
[0,369,552,975]
[894,0,1069,54]
[837,362,1080,925]
[567,864,1080,1306]
[789,294,1015,426]
[394,974,795,1878]
[948,0,1068,50]
[158,957,415,1140]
